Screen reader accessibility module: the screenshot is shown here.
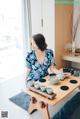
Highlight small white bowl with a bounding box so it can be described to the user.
[34,83,40,89]
[46,88,53,95]
[63,72,71,78]
[49,76,59,85]
[27,80,34,87]
[40,86,46,92]
[56,73,64,81]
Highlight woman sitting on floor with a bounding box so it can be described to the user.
[26,33,62,81]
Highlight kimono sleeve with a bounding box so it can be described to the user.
[26,53,32,69]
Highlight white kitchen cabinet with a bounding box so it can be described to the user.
[30,0,55,50]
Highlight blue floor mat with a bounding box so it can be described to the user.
[9,92,31,111]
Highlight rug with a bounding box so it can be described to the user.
[9,92,31,111]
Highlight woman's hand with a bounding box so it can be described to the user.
[43,75,50,80]
[49,64,63,74]
[59,68,63,73]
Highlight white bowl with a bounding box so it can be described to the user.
[34,83,40,89]
[40,86,46,92]
[63,72,71,78]
[27,80,34,87]
[49,76,59,85]
[56,73,64,80]
[46,88,53,95]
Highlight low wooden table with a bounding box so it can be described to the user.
[25,76,80,119]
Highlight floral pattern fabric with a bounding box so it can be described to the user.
[26,49,55,81]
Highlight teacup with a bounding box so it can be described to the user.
[46,87,53,95]
[56,73,64,80]
[27,80,34,87]
[40,86,46,92]
[49,75,59,85]
[34,83,40,89]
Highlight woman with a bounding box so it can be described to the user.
[26,33,61,81]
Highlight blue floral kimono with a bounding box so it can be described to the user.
[26,49,55,81]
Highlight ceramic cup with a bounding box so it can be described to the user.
[56,72,64,81]
[49,75,59,85]
[27,80,34,87]
[40,86,46,92]
[46,87,53,95]
[34,83,40,89]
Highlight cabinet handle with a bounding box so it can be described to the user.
[41,19,43,27]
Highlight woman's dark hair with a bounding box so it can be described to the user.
[32,33,47,51]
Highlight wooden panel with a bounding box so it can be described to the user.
[55,2,73,68]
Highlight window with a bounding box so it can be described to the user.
[0,0,25,79]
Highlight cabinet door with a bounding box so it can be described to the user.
[30,0,42,35]
[42,0,55,50]
[30,0,55,51]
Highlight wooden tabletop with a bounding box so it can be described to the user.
[25,76,80,106]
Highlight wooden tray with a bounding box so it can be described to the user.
[29,87,56,100]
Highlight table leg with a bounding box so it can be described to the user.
[40,102,50,119]
[28,97,37,113]
[28,97,50,119]
[78,85,80,90]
